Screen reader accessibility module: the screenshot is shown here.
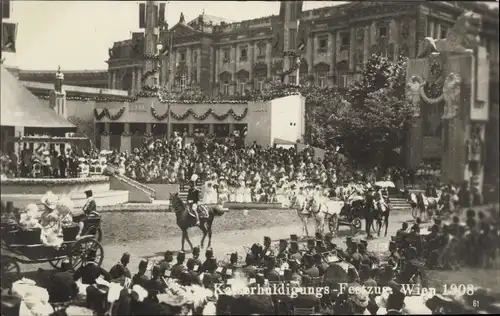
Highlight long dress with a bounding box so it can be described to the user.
[243,187,252,203]
[235,186,244,203]
[218,185,229,204]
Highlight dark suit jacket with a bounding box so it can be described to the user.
[83,198,97,215]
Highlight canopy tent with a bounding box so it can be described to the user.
[1,67,75,128]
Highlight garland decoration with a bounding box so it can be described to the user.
[151,104,248,121]
[277,51,305,82]
[94,107,126,121]
[420,82,444,104]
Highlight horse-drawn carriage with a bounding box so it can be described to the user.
[0,216,104,285]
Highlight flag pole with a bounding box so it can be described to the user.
[166,30,173,139]
[296,57,300,86]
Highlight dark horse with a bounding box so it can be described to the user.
[169,192,225,252]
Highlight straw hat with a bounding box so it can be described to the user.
[41,191,59,210]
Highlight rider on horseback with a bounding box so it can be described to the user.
[187,174,202,225]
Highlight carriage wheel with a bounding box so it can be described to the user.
[328,215,338,234]
[1,256,20,285]
[86,226,103,242]
[68,237,104,271]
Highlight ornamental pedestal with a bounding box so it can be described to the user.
[100,135,110,150]
[405,12,490,194]
[121,136,132,153]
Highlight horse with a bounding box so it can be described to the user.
[287,194,311,238]
[169,193,225,252]
[306,195,331,236]
[407,191,440,222]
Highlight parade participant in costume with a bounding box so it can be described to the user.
[302,254,319,278]
[349,241,362,270]
[388,241,401,270]
[202,258,222,289]
[131,259,149,288]
[145,266,167,302]
[242,253,258,279]
[191,246,202,268]
[187,174,202,225]
[289,241,303,262]
[170,251,187,279]
[263,256,281,281]
[200,248,215,273]
[73,249,111,284]
[109,252,131,281]
[75,190,99,239]
[313,253,328,276]
[262,236,273,258]
[276,239,289,263]
[159,250,174,276]
[287,259,302,282]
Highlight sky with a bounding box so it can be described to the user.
[2,1,340,71]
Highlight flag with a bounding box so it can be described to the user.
[2,22,17,53]
[296,21,309,51]
[139,3,146,28]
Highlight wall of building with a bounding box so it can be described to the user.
[245,101,272,146]
[270,95,303,145]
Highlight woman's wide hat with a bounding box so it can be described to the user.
[41,191,59,210]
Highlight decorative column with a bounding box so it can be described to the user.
[327,32,334,86]
[306,33,313,75]
[136,68,142,92]
[108,72,112,89]
[266,41,272,78]
[111,71,117,89]
[435,24,441,39]
[197,47,202,84]
[428,20,435,38]
[214,47,220,83]
[131,68,136,95]
[186,46,192,84]
[228,123,234,134]
[349,27,356,71]
[231,45,237,94]
[146,123,152,135]
[121,123,132,153]
[248,42,254,83]
[101,123,111,150]
[391,19,400,61]
[208,124,214,135]
[188,123,194,135]
[363,26,370,63]
[370,21,377,50]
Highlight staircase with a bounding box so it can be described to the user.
[391,197,409,211]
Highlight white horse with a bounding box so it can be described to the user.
[306,195,330,236]
[407,191,441,221]
[287,194,312,238]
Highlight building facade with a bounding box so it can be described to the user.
[107,1,499,97]
[13,69,108,89]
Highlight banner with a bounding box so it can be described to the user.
[139,3,146,29]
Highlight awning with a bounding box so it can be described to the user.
[1,67,75,128]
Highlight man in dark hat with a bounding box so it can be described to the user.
[202,258,222,289]
[357,243,371,265]
[288,241,302,262]
[264,256,281,282]
[131,259,149,288]
[305,238,316,256]
[146,265,167,301]
[315,239,326,254]
[187,178,202,225]
[287,259,302,282]
[388,241,401,270]
[397,246,428,287]
[46,259,78,303]
[183,259,202,285]
[76,189,98,238]
[242,253,258,279]
[348,242,362,270]
[109,252,132,281]
[171,251,187,279]
[200,247,215,273]
[191,246,202,268]
[313,253,328,276]
[302,254,319,278]
[159,250,174,276]
[222,252,239,279]
[263,236,273,258]
[73,250,111,284]
[276,239,289,262]
[290,234,299,242]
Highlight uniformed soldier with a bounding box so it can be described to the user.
[242,253,258,279]
[222,252,239,279]
[305,238,316,255]
[324,233,335,250]
[276,239,289,263]
[131,259,149,288]
[388,241,401,270]
[202,258,222,289]
[349,242,362,270]
[360,238,379,267]
[200,248,215,273]
[191,246,202,269]
[345,237,355,256]
[263,236,274,258]
[263,256,281,282]
[302,253,319,278]
[313,253,328,277]
[170,251,187,279]
[187,177,202,226]
[158,250,174,277]
[397,247,428,287]
[315,239,327,254]
[289,241,303,262]
[290,234,299,242]
[358,243,371,265]
[182,259,202,286]
[287,259,302,282]
[145,266,167,302]
[250,243,263,263]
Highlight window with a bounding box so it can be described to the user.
[180,52,186,61]
[223,81,230,95]
[319,37,327,49]
[223,49,230,63]
[341,34,349,47]
[440,26,448,40]
[180,74,187,90]
[239,80,247,94]
[240,47,247,61]
[379,26,388,38]
[257,44,266,57]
